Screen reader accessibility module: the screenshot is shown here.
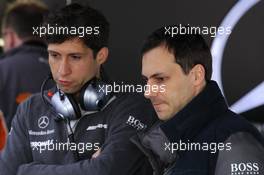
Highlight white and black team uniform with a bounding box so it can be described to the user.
[0,92,157,175]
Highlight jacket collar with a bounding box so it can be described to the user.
[0,40,46,59]
[160,80,228,143]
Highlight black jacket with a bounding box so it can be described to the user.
[0,93,157,175]
[0,41,50,129]
[132,81,264,175]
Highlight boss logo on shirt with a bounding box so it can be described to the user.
[126,115,147,130]
[231,162,259,175]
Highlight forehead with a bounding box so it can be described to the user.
[47,38,88,53]
[142,46,176,77]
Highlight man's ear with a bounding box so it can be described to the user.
[3,28,13,50]
[4,28,21,51]
[95,47,108,65]
[190,64,206,86]
[9,31,16,48]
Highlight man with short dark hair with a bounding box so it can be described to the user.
[0,0,50,129]
[0,3,156,175]
[131,27,264,175]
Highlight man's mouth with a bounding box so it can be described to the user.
[152,102,165,111]
[58,80,72,87]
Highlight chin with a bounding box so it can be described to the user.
[157,112,168,121]
[157,112,174,121]
[59,87,76,94]
[58,84,78,93]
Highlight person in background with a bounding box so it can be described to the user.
[0,0,50,129]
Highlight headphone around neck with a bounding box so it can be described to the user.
[41,74,113,121]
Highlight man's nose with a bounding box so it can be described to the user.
[58,58,71,76]
[144,81,158,99]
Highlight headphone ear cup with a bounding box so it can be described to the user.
[79,80,97,110]
[66,94,82,119]
[50,91,82,120]
[79,78,112,111]
[79,83,88,110]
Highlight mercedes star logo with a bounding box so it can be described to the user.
[211,0,263,114]
[38,116,49,129]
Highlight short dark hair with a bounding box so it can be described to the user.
[44,3,110,57]
[2,0,48,39]
[141,26,212,81]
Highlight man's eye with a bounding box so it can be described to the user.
[71,55,81,60]
[156,77,165,82]
[49,53,58,58]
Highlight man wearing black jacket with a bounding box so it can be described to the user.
[132,26,264,175]
[0,0,50,130]
[0,4,156,175]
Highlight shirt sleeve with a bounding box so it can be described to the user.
[214,132,264,175]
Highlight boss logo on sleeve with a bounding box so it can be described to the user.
[126,115,147,130]
[231,162,259,175]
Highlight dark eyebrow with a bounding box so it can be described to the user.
[150,73,166,79]
[142,73,165,80]
[47,50,84,56]
[47,50,59,54]
[47,50,67,57]
[68,53,83,56]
